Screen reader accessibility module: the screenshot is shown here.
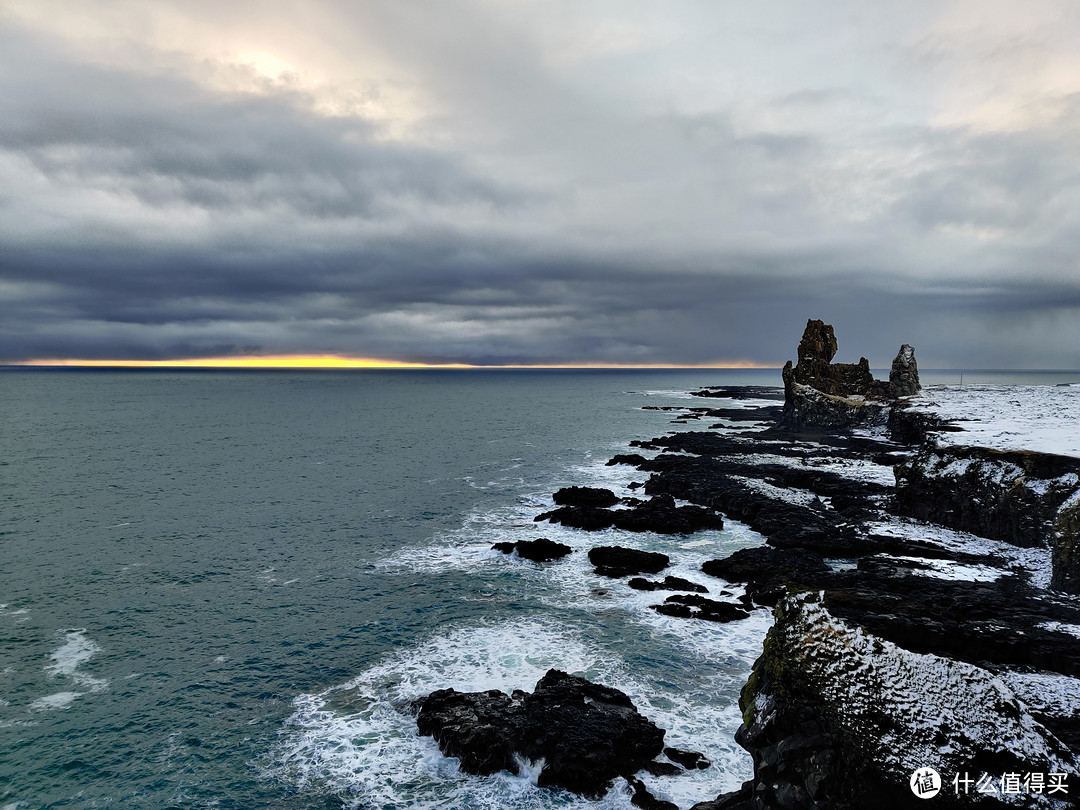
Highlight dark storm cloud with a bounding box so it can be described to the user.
[3,2,1080,367]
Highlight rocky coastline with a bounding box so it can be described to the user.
[417,320,1080,809]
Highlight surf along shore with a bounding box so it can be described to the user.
[416,320,1080,810]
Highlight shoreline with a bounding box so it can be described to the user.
[442,332,1080,809]
[550,381,1078,808]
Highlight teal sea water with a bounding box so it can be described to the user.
[1,368,1076,809]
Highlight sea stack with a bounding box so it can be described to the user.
[781,319,919,429]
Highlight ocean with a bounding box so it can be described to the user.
[1,368,1077,809]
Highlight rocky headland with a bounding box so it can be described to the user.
[417,320,1080,809]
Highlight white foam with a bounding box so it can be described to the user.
[45,630,108,693]
[28,691,83,711]
[46,630,100,678]
[267,618,756,809]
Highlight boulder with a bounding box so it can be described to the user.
[553,486,620,507]
[665,747,711,770]
[589,546,670,577]
[492,537,572,562]
[626,775,679,810]
[651,594,751,623]
[628,576,709,593]
[534,505,616,531]
[416,669,666,798]
[536,494,724,535]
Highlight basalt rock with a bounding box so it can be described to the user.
[665,747,711,770]
[416,669,666,798]
[894,444,1080,593]
[650,593,751,623]
[628,575,709,593]
[492,537,572,562]
[704,592,1079,810]
[702,547,832,606]
[626,775,679,810]
[588,546,669,578]
[613,494,725,534]
[553,486,620,507]
[888,343,920,397]
[780,319,919,430]
[536,494,724,535]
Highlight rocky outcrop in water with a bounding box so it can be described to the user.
[492,537,572,561]
[536,493,724,535]
[650,593,750,623]
[588,545,669,577]
[497,321,1080,809]
[780,319,920,429]
[553,486,620,507]
[415,669,667,798]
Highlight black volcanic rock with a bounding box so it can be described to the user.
[702,547,831,606]
[492,538,572,562]
[626,775,679,810]
[416,688,525,776]
[537,494,724,535]
[535,505,616,530]
[607,453,651,467]
[887,343,920,397]
[665,747,711,770]
[779,319,919,429]
[553,486,620,507]
[628,576,709,593]
[416,669,666,798]
[614,494,725,534]
[894,444,1080,593]
[589,546,669,577]
[651,594,750,623]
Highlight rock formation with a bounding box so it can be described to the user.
[704,591,1078,809]
[895,444,1080,593]
[888,343,920,397]
[480,318,1080,809]
[781,319,920,429]
[491,537,572,562]
[536,492,724,535]
[587,545,669,577]
[415,669,668,798]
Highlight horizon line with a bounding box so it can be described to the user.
[8,354,779,370]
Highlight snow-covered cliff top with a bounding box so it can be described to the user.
[907,384,1080,458]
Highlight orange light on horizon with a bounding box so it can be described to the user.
[12,354,780,370]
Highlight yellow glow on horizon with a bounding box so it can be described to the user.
[14,355,778,370]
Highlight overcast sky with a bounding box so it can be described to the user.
[3,1,1079,367]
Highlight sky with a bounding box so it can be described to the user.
[3,0,1079,368]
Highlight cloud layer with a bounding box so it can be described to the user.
[3,0,1080,366]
